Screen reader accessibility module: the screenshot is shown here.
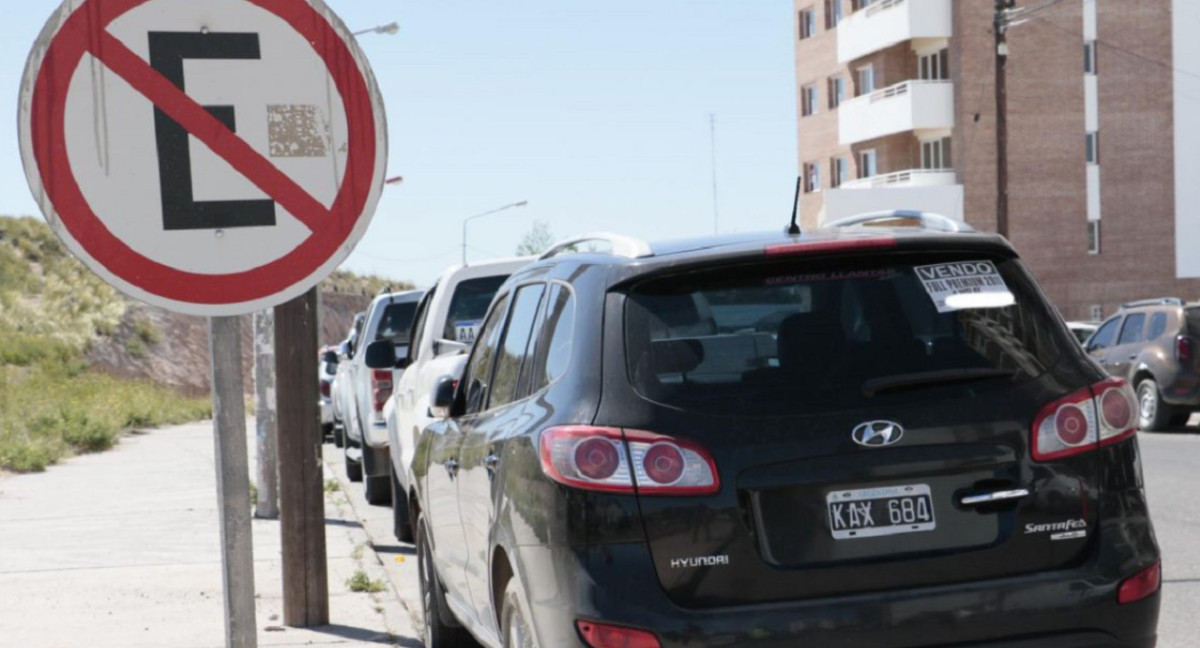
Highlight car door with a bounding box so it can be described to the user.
[1085,315,1122,373]
[1109,312,1147,378]
[457,282,547,627]
[427,292,511,622]
[392,287,435,480]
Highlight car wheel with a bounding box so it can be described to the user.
[363,447,392,506]
[417,516,474,648]
[501,579,537,648]
[1169,410,1193,427]
[1137,379,1172,432]
[344,437,363,482]
[390,462,414,543]
[321,423,334,442]
[333,424,345,448]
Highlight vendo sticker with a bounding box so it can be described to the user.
[914,260,1010,312]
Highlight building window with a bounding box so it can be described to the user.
[857,65,875,96]
[825,0,843,28]
[919,48,950,81]
[804,162,821,192]
[828,76,845,109]
[1084,40,1097,74]
[799,8,817,39]
[1087,220,1100,254]
[1090,304,1104,322]
[852,0,874,10]
[831,156,849,188]
[802,83,820,117]
[1086,131,1099,164]
[859,150,877,178]
[921,137,952,170]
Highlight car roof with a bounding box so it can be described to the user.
[436,256,536,285]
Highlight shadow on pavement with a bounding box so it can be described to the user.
[373,543,416,556]
[311,623,423,647]
[325,517,365,529]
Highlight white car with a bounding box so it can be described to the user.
[330,312,365,448]
[344,290,424,505]
[382,257,532,541]
[319,346,338,439]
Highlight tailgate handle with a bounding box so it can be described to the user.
[960,488,1030,506]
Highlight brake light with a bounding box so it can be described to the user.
[1176,335,1195,364]
[765,236,896,256]
[1032,378,1136,461]
[539,426,719,495]
[576,621,661,648]
[1118,561,1161,604]
[320,381,331,398]
[371,370,392,413]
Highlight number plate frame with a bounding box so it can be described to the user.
[825,483,936,540]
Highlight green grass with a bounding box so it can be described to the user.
[0,364,211,472]
[345,570,386,593]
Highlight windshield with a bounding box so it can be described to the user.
[623,253,1068,415]
[442,275,510,342]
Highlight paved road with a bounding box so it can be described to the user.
[332,430,1200,648]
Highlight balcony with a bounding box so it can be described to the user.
[838,80,954,146]
[837,0,952,64]
[823,184,964,225]
[839,168,956,189]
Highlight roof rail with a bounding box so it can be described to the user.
[1121,297,1184,309]
[826,210,972,233]
[538,232,653,261]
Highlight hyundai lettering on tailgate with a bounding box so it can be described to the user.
[826,484,936,539]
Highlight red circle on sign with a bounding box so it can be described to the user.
[27,0,378,310]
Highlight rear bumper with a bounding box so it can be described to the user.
[514,544,1159,648]
[319,398,333,425]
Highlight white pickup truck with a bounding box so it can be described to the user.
[375,257,532,541]
[343,289,424,505]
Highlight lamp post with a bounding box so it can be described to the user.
[352,22,400,37]
[462,201,529,265]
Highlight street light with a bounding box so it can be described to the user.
[462,201,529,264]
[352,21,400,37]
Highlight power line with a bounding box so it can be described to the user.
[1030,14,1200,83]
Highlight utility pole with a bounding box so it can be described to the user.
[710,114,719,235]
[994,0,1013,238]
[253,311,278,520]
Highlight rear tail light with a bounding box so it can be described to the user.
[576,620,662,648]
[1032,378,1136,461]
[1118,561,1161,604]
[1176,335,1196,364]
[320,380,331,398]
[765,236,896,257]
[539,426,719,495]
[371,370,392,413]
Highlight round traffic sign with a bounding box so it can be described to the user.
[19,0,387,316]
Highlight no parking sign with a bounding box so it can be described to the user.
[19,0,387,315]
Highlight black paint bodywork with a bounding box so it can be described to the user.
[411,229,1160,648]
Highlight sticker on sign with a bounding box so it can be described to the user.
[914,261,1014,313]
[18,0,387,316]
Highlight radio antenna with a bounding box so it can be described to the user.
[787,176,802,235]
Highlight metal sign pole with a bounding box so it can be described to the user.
[209,316,259,648]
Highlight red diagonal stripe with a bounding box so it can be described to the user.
[86,29,328,232]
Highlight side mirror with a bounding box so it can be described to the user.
[321,350,338,364]
[433,339,469,357]
[395,356,412,370]
[363,340,397,369]
[429,375,457,419]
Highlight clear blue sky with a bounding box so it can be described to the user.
[2,0,797,287]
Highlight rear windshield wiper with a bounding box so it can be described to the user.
[862,368,1018,397]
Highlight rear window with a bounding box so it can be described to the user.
[623,254,1068,415]
[375,302,417,344]
[443,275,510,342]
[1187,307,1200,335]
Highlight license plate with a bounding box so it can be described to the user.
[825,483,936,540]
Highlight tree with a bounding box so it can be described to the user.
[516,220,555,256]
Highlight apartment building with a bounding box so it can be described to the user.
[794,0,1200,320]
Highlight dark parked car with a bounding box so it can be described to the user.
[398,222,1159,648]
[1085,297,1200,430]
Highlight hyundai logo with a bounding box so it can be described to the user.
[852,421,904,448]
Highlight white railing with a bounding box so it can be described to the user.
[837,0,952,63]
[839,168,956,189]
[838,80,955,145]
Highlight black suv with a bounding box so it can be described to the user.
[1086,297,1200,431]
[402,222,1160,648]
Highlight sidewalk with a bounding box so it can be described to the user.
[0,420,419,648]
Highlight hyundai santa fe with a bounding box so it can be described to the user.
[400,219,1160,648]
